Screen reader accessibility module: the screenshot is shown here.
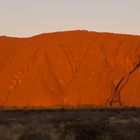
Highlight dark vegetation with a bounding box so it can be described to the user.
[0,108,140,140]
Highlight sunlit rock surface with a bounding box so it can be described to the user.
[0,30,140,107]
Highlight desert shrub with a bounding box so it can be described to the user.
[112,122,140,140]
[61,119,140,140]
[62,121,110,140]
[19,131,50,140]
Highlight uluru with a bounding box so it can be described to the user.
[0,30,140,108]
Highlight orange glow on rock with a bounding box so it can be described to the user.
[0,30,140,108]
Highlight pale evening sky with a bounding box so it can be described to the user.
[0,0,140,37]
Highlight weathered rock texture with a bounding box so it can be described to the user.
[0,30,140,107]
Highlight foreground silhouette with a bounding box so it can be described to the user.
[0,109,140,140]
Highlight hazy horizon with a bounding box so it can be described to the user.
[0,0,140,37]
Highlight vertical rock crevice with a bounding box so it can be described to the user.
[108,56,140,107]
[43,51,66,106]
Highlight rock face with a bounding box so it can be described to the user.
[0,30,140,108]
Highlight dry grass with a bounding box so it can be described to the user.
[0,108,140,140]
